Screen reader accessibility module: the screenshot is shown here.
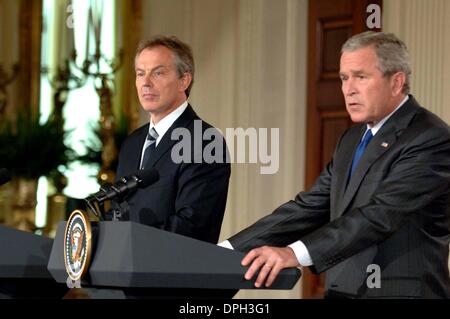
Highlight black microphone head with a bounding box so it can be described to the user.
[134,168,159,188]
[0,168,11,186]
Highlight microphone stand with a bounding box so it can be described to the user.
[82,168,158,222]
[111,201,130,221]
[84,185,131,221]
[84,196,105,221]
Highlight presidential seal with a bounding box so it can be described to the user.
[64,210,92,281]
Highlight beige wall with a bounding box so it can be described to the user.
[140,0,308,299]
[383,0,450,123]
[383,0,450,272]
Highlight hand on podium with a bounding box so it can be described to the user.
[241,246,299,288]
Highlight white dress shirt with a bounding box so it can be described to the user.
[139,101,188,168]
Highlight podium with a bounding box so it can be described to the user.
[0,225,68,298]
[48,221,301,298]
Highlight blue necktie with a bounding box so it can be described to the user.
[349,129,373,178]
[141,127,159,169]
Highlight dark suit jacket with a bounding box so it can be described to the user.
[114,105,231,244]
[229,96,450,298]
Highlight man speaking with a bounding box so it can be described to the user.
[221,31,450,299]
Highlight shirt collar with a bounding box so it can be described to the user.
[367,95,409,136]
[149,101,188,145]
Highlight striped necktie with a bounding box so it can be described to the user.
[140,127,159,169]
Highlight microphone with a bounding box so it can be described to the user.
[0,168,11,186]
[88,168,159,204]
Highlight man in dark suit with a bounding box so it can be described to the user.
[114,35,230,244]
[220,31,450,298]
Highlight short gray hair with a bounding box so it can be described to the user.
[136,35,195,97]
[341,31,411,94]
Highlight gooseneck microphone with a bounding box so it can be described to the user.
[0,168,11,186]
[90,168,159,203]
[85,168,159,220]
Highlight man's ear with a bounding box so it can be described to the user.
[180,73,192,92]
[391,72,406,96]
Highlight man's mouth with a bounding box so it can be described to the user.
[142,88,158,99]
[143,87,157,94]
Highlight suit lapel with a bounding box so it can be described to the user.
[333,126,365,209]
[145,104,197,168]
[337,95,421,216]
[337,129,397,215]
[130,125,150,172]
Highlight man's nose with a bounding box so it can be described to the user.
[143,73,154,87]
[343,79,357,96]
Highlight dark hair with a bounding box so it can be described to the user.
[136,35,195,97]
